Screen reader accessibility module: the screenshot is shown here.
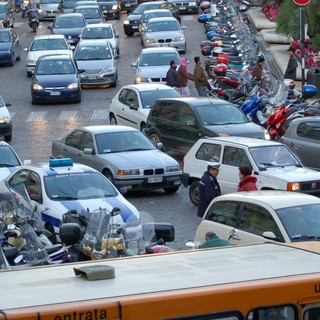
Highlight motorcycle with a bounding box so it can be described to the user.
[27,4,39,33]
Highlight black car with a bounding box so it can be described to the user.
[96,0,121,20]
[31,54,82,105]
[47,13,86,46]
[145,97,268,157]
[123,1,180,37]
[169,0,198,14]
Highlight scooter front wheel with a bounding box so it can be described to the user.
[32,23,37,33]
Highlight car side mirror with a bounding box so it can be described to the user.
[83,148,94,154]
[5,103,11,107]
[78,69,86,74]
[116,34,119,38]
[131,62,137,67]
[262,231,277,240]
[47,25,53,30]
[129,103,138,110]
[24,48,29,52]
[155,142,163,150]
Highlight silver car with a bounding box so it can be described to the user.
[38,0,60,20]
[131,47,180,84]
[141,16,186,53]
[74,39,117,86]
[51,125,181,193]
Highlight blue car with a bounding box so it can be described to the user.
[31,54,82,105]
[0,28,21,66]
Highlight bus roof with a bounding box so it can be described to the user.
[2,242,320,310]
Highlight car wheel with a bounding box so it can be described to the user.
[27,72,32,78]
[182,44,187,54]
[75,94,81,103]
[103,169,114,184]
[31,97,37,105]
[124,31,134,37]
[9,53,15,66]
[16,49,21,61]
[189,180,200,206]
[140,122,146,132]
[148,132,162,145]
[109,113,117,125]
[117,47,120,56]
[4,134,12,142]
[163,186,180,194]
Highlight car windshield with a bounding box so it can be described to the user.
[76,7,100,18]
[276,204,320,242]
[95,131,155,154]
[40,0,59,4]
[249,145,300,168]
[64,0,78,8]
[143,11,171,23]
[139,52,179,67]
[36,60,75,75]
[147,20,179,32]
[54,17,85,28]
[30,39,68,51]
[75,45,112,60]
[195,104,249,125]
[0,31,10,43]
[140,89,180,108]
[0,145,21,167]
[81,26,112,39]
[0,6,6,13]
[44,172,117,200]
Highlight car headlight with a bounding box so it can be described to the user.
[287,182,301,191]
[166,165,180,173]
[264,129,270,140]
[173,36,185,42]
[189,1,197,5]
[67,82,79,90]
[123,19,129,25]
[145,38,156,44]
[112,4,118,10]
[38,8,44,13]
[117,169,141,176]
[135,75,148,83]
[27,59,36,65]
[32,84,44,90]
[102,66,114,73]
[0,117,10,124]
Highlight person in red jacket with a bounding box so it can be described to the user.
[237,166,258,192]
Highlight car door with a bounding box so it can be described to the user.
[10,29,19,58]
[59,130,83,159]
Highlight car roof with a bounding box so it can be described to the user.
[75,4,100,9]
[155,97,233,106]
[77,39,111,46]
[141,47,179,54]
[38,54,74,61]
[75,125,139,134]
[143,8,171,14]
[56,12,85,18]
[215,190,320,210]
[123,83,175,91]
[33,34,67,40]
[147,16,177,22]
[83,23,113,28]
[199,136,282,148]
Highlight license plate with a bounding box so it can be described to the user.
[148,177,163,183]
[125,3,130,6]
[132,25,138,29]
[49,92,61,96]
[179,6,186,9]
[87,75,97,79]
[103,10,109,13]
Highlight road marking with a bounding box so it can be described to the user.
[91,109,108,120]
[10,112,16,119]
[59,111,78,121]
[182,15,195,21]
[26,111,47,122]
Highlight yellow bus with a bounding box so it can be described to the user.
[1,242,320,320]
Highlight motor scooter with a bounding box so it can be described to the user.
[28,8,39,32]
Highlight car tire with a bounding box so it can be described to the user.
[163,186,180,194]
[75,94,81,103]
[16,49,21,61]
[189,180,200,206]
[4,134,12,142]
[148,132,162,145]
[182,44,187,54]
[27,72,32,78]
[9,53,15,66]
[31,97,37,105]
[103,169,114,184]
[109,113,117,125]
[124,31,134,37]
[117,47,120,56]
[140,122,146,132]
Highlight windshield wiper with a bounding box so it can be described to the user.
[52,196,78,200]
[0,164,17,167]
[259,162,276,167]
[122,148,150,152]
[291,235,316,240]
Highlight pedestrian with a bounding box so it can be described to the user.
[251,55,265,81]
[237,165,258,192]
[194,56,208,97]
[197,163,221,218]
[178,58,194,97]
[166,60,180,88]
[284,46,298,80]
[199,231,231,248]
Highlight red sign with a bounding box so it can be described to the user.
[293,0,311,5]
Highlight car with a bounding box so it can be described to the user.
[194,190,320,246]
[31,54,82,105]
[0,28,20,66]
[0,94,12,142]
[120,0,138,13]
[73,0,98,10]
[181,136,320,206]
[108,84,181,131]
[51,125,182,193]
[24,34,73,78]
[47,13,87,46]
[280,116,320,171]
[57,0,78,13]
[131,47,180,84]
[79,23,119,56]
[5,158,141,241]
[0,2,14,28]
[96,0,121,20]
[139,9,173,36]
[141,16,186,53]
[169,0,198,14]
[145,97,268,157]
[73,40,117,87]
[73,5,103,24]
[38,0,60,20]
[123,1,180,37]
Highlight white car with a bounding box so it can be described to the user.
[0,94,12,142]
[108,84,181,131]
[141,16,186,53]
[25,34,73,78]
[181,136,320,205]
[131,47,180,84]
[5,158,141,240]
[194,190,320,246]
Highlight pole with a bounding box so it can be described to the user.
[300,6,306,86]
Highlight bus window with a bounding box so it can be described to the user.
[167,312,243,320]
[304,307,320,320]
[248,305,297,319]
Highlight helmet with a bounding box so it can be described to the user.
[201,46,212,56]
[200,1,211,11]
[302,84,318,99]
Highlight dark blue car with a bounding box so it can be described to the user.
[31,54,82,105]
[0,28,21,66]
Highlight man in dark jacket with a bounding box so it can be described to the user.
[197,163,221,218]
[284,46,298,80]
[251,56,265,81]
[166,60,180,87]
[199,231,231,248]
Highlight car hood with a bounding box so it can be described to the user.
[99,149,179,168]
[52,27,84,36]
[127,13,142,21]
[35,74,78,85]
[138,65,168,78]
[76,59,113,70]
[206,122,264,138]
[0,42,11,50]
[28,50,72,61]
[145,31,183,39]
[0,167,20,182]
